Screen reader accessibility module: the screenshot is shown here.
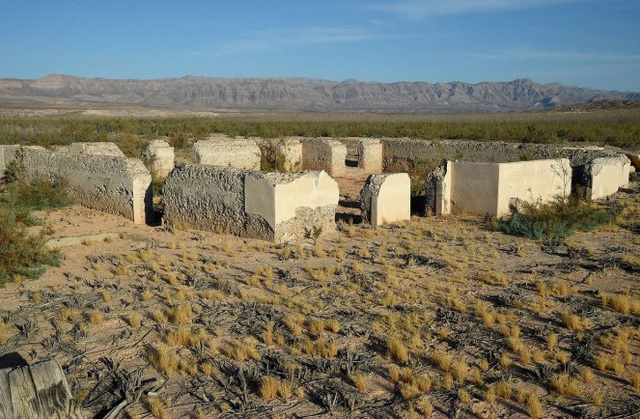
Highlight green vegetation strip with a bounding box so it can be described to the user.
[1,108,639,156]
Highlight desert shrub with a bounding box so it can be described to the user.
[0,207,62,286]
[0,174,70,286]
[496,195,610,240]
[259,139,287,172]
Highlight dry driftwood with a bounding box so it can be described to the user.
[0,358,85,419]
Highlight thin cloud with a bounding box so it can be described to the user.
[472,47,640,62]
[214,27,382,56]
[369,0,587,19]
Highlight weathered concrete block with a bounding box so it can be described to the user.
[0,146,152,224]
[360,173,411,227]
[145,140,175,179]
[276,138,303,172]
[434,159,571,217]
[583,155,630,200]
[68,142,125,157]
[301,139,347,177]
[193,138,261,170]
[357,139,383,174]
[163,164,339,242]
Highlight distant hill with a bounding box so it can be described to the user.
[0,74,638,113]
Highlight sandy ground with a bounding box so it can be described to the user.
[0,180,639,418]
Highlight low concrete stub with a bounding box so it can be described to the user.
[163,164,339,242]
[193,138,261,170]
[0,145,152,224]
[276,138,303,172]
[301,139,347,177]
[360,173,411,227]
[357,139,383,174]
[584,155,630,200]
[245,170,339,241]
[145,140,175,179]
[68,142,126,157]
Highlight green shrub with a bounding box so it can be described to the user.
[495,195,610,240]
[0,175,71,286]
[0,207,62,286]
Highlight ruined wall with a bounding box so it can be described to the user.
[380,138,615,172]
[357,139,383,174]
[68,142,125,157]
[301,139,347,177]
[194,138,261,170]
[163,164,338,242]
[360,173,411,227]
[438,159,571,217]
[145,140,175,179]
[276,138,303,172]
[583,155,630,200]
[0,145,152,224]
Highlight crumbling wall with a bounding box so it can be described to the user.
[434,159,571,217]
[0,145,152,224]
[276,138,303,172]
[193,138,261,170]
[68,142,126,157]
[163,164,338,242]
[301,139,347,177]
[145,140,175,179]
[582,155,630,200]
[381,138,616,172]
[360,173,411,227]
[357,139,383,174]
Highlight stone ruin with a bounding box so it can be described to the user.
[163,164,339,242]
[145,139,175,179]
[360,173,411,226]
[193,137,261,170]
[0,134,634,240]
[0,144,152,224]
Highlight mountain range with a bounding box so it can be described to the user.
[1,74,638,113]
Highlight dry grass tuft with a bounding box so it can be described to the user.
[147,343,179,376]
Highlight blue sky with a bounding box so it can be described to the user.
[1,0,639,91]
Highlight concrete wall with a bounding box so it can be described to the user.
[584,155,630,200]
[301,139,347,177]
[0,145,152,224]
[357,139,383,174]
[276,138,303,172]
[163,164,338,242]
[194,138,261,170]
[360,173,411,227]
[145,140,175,179]
[437,159,571,217]
[380,138,616,172]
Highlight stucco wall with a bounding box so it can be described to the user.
[0,145,152,224]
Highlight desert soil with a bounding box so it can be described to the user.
[0,179,639,419]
